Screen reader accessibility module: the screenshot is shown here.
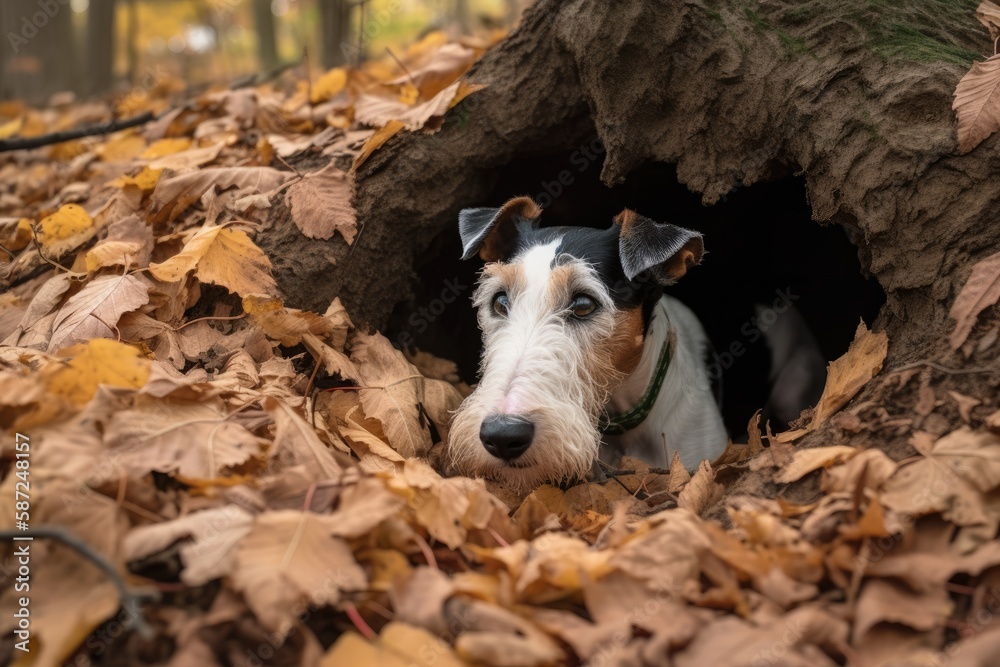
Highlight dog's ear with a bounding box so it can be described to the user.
[615,209,704,284]
[459,196,542,261]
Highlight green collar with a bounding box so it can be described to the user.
[600,318,673,436]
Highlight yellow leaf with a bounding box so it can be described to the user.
[352,120,405,171]
[399,82,419,105]
[321,624,465,667]
[0,116,23,139]
[448,81,487,110]
[311,67,348,104]
[95,132,147,162]
[141,137,192,159]
[38,204,93,246]
[109,166,163,193]
[149,225,277,296]
[0,218,32,251]
[46,339,151,405]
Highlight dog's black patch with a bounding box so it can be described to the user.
[513,224,664,326]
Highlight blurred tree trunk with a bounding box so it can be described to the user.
[87,0,117,95]
[0,0,80,102]
[318,0,350,68]
[453,0,471,32]
[252,0,278,70]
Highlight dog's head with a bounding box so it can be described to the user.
[448,197,705,488]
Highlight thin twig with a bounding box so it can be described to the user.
[0,242,14,260]
[29,227,78,275]
[173,313,246,331]
[0,527,159,638]
[385,47,417,88]
[888,360,997,375]
[0,111,156,153]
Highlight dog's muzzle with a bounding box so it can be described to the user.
[479,414,535,460]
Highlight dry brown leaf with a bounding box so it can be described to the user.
[123,506,254,585]
[1,273,72,347]
[881,429,1000,526]
[978,1,1000,40]
[149,225,278,296]
[954,54,1000,154]
[104,395,265,478]
[351,332,462,457]
[677,460,722,514]
[774,445,860,484]
[263,396,345,480]
[949,250,1000,350]
[949,390,983,422]
[233,510,366,635]
[778,321,886,442]
[286,163,357,243]
[243,294,335,346]
[668,450,692,493]
[85,214,154,271]
[47,274,149,352]
[150,166,291,221]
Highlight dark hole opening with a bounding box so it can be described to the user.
[387,146,887,436]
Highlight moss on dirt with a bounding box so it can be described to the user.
[845,0,982,65]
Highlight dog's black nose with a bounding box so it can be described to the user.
[480,414,535,460]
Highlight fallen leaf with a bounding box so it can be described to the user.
[233,510,366,635]
[322,623,465,667]
[977,1,1000,40]
[881,429,1000,526]
[677,460,722,515]
[949,251,1000,350]
[311,67,348,103]
[955,54,1000,154]
[149,225,278,296]
[47,274,149,352]
[287,163,357,243]
[123,506,254,585]
[38,203,93,246]
[352,120,405,170]
[45,339,151,405]
[774,445,860,484]
[243,294,335,345]
[105,395,264,478]
[150,166,291,221]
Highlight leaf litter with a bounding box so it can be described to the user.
[0,24,997,667]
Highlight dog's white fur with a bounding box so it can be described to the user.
[602,296,728,471]
[450,237,728,489]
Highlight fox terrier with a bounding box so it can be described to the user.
[449,197,728,489]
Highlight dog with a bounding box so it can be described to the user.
[448,196,728,489]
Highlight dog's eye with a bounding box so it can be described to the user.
[492,292,510,317]
[570,294,598,318]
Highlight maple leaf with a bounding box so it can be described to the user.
[287,163,358,243]
[149,224,278,296]
[233,510,366,635]
[948,250,1000,351]
[881,429,1000,526]
[954,54,1000,154]
[104,395,265,478]
[47,274,149,352]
